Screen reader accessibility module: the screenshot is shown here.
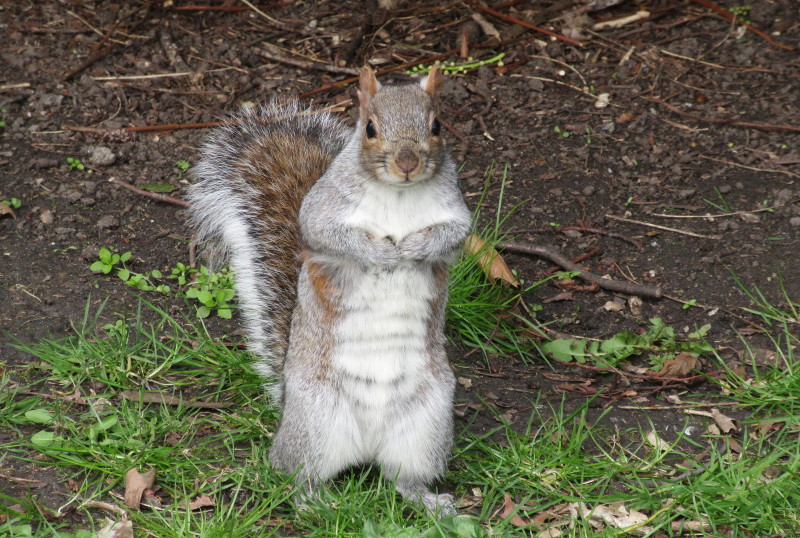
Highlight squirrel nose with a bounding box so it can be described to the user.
[395,148,420,175]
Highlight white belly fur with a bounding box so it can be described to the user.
[345,180,455,241]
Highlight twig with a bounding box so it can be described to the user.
[651,198,800,219]
[570,361,716,384]
[499,242,663,298]
[254,45,359,75]
[62,2,153,81]
[0,82,31,90]
[119,390,234,409]
[472,3,584,47]
[605,214,720,239]
[512,225,644,250]
[648,97,800,133]
[109,178,192,208]
[171,2,290,11]
[700,155,799,179]
[63,121,226,133]
[690,0,794,51]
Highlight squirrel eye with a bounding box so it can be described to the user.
[431,118,441,136]
[366,120,377,139]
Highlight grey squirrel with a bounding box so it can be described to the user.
[187,66,471,516]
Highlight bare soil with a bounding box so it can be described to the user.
[1,0,798,526]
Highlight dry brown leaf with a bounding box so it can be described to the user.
[601,298,625,312]
[457,376,473,391]
[123,468,156,510]
[652,352,699,377]
[537,528,563,537]
[470,13,501,41]
[95,517,134,538]
[464,234,520,287]
[187,494,215,511]
[711,408,737,433]
[499,493,531,527]
[0,204,16,219]
[645,430,670,452]
[573,502,652,535]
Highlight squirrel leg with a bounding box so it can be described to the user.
[269,378,363,496]
[376,380,457,517]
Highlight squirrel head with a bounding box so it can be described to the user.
[356,65,445,187]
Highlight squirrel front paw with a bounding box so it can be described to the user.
[365,232,401,265]
[399,227,434,261]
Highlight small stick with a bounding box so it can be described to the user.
[254,45,359,75]
[648,97,800,133]
[499,242,663,298]
[171,1,290,11]
[63,121,227,133]
[472,3,584,47]
[119,390,234,409]
[511,225,645,250]
[605,214,720,239]
[690,0,793,51]
[109,177,192,208]
[700,155,799,179]
[651,198,800,219]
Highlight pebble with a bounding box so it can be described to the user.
[739,213,760,224]
[678,188,696,199]
[39,209,54,225]
[790,217,800,227]
[582,185,596,196]
[96,215,119,229]
[717,185,732,194]
[88,146,116,167]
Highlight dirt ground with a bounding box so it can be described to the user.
[1,0,798,526]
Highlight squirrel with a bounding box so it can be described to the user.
[187,65,471,516]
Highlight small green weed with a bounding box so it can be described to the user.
[90,248,235,317]
[406,53,505,75]
[1,197,21,209]
[90,247,169,293]
[67,157,85,171]
[553,125,570,138]
[542,317,713,370]
[184,266,235,319]
[704,186,732,212]
[175,160,190,177]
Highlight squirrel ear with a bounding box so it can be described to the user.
[420,65,442,96]
[359,66,381,98]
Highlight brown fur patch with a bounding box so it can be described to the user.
[305,259,341,324]
[236,133,334,350]
[426,262,451,379]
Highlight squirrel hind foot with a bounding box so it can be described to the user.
[396,484,457,518]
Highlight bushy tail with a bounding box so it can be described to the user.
[186,102,349,402]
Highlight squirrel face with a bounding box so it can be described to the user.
[357,66,445,186]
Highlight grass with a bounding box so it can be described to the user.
[2,186,799,535]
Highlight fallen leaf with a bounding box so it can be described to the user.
[470,13,500,41]
[187,494,215,511]
[0,204,15,219]
[710,408,737,433]
[645,431,670,452]
[464,234,520,287]
[538,529,563,537]
[601,298,625,312]
[95,517,134,538]
[652,352,699,378]
[543,291,574,303]
[572,502,652,534]
[124,468,156,510]
[499,493,531,527]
